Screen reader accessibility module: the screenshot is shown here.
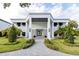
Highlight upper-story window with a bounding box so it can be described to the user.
[54,22,57,27]
[59,22,63,26]
[17,22,21,26]
[22,22,26,26]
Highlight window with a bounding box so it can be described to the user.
[59,33,62,36]
[18,33,20,36]
[54,22,57,27]
[17,22,21,26]
[22,32,26,36]
[59,22,63,26]
[22,22,26,26]
[54,33,57,36]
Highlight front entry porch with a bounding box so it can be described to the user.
[36,29,42,36]
[32,29,47,38]
[26,13,54,39]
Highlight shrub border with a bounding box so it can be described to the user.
[23,39,35,49]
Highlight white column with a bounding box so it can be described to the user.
[25,22,27,38]
[52,23,54,38]
[47,17,51,39]
[29,17,32,39]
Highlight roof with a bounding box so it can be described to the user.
[29,13,69,20]
[11,12,69,21]
[53,18,69,20]
[29,12,53,17]
[29,12,51,15]
[0,19,12,24]
[29,12,54,20]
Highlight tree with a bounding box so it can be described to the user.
[8,25,17,43]
[2,25,22,38]
[67,20,78,44]
[68,20,78,28]
[55,27,66,38]
[74,29,79,36]
[55,20,78,44]
[68,33,75,44]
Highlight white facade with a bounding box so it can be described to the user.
[11,13,69,39]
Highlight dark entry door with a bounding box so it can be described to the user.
[37,29,42,36]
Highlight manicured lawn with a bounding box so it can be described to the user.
[0,37,34,53]
[44,36,79,55]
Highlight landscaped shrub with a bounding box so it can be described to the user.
[68,35,75,44]
[23,39,35,49]
[44,38,79,55]
[26,39,35,44]
[44,39,59,50]
[0,32,2,37]
[3,32,8,38]
[1,25,21,38]
[63,40,79,47]
[0,37,29,53]
[8,25,17,43]
[44,39,51,44]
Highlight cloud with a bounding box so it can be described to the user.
[0,3,22,22]
[1,3,79,25]
[26,3,46,12]
[0,3,46,22]
[50,4,63,18]
[50,3,79,24]
[60,4,79,24]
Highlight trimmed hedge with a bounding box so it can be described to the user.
[44,39,59,50]
[0,37,35,53]
[0,32,2,37]
[44,38,79,55]
[23,39,35,49]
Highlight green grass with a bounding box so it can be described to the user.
[0,37,32,53]
[44,36,79,55]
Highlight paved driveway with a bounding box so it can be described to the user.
[0,37,72,56]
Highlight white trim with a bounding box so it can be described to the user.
[47,17,51,39]
[11,12,69,39]
[28,17,32,39]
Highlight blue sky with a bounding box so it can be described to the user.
[43,3,79,9]
[0,3,79,24]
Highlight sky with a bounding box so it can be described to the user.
[0,3,79,24]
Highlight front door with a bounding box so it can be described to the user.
[37,29,42,36]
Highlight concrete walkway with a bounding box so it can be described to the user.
[0,37,72,56]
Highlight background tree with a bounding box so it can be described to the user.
[68,20,78,28]
[55,20,78,44]
[2,25,22,38]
